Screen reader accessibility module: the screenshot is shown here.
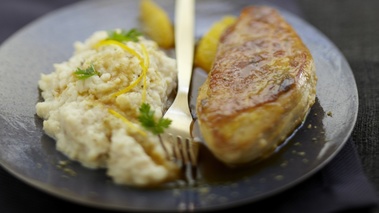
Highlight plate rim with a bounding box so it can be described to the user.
[0,0,359,211]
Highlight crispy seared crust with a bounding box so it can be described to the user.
[196,6,317,165]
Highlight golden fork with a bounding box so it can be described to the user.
[159,0,198,185]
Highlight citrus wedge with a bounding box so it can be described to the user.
[140,0,174,49]
[194,16,236,73]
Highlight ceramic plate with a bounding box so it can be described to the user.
[0,0,358,211]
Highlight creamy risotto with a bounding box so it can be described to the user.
[35,29,179,187]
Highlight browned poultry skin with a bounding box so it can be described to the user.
[196,6,317,165]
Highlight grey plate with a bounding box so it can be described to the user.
[0,0,358,212]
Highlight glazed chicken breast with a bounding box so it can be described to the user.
[196,6,317,165]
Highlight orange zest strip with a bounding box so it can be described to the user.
[94,40,149,98]
[94,40,143,61]
[111,74,145,98]
[140,43,149,103]
[108,109,147,137]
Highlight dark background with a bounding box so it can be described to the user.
[0,0,378,212]
[296,2,379,191]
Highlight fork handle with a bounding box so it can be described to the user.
[174,0,195,111]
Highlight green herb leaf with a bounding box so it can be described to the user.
[74,64,99,80]
[107,28,142,43]
[138,103,171,135]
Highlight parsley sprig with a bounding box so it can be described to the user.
[138,103,171,135]
[107,28,142,43]
[74,63,99,80]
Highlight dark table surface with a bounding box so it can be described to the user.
[0,0,378,212]
[297,0,379,191]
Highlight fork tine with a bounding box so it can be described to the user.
[175,137,186,164]
[184,139,199,185]
[158,133,172,160]
[178,138,198,185]
[159,134,199,184]
[187,138,199,166]
[179,137,190,164]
